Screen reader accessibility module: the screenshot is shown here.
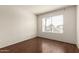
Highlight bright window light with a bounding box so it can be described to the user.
[42,15,63,33]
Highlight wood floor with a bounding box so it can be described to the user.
[0,37,79,53]
[37,37,79,53]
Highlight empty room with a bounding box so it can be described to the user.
[0,5,79,53]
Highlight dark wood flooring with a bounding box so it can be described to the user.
[37,37,79,53]
[0,37,79,53]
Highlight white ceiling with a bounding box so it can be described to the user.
[20,5,70,15]
[0,5,71,15]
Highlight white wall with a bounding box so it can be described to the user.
[77,6,79,48]
[37,6,76,44]
[0,6,37,48]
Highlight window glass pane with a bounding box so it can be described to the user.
[42,18,45,32]
[51,15,63,33]
[42,15,63,33]
[45,17,51,32]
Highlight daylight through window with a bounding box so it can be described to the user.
[42,15,63,33]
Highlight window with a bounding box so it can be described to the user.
[42,15,63,33]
